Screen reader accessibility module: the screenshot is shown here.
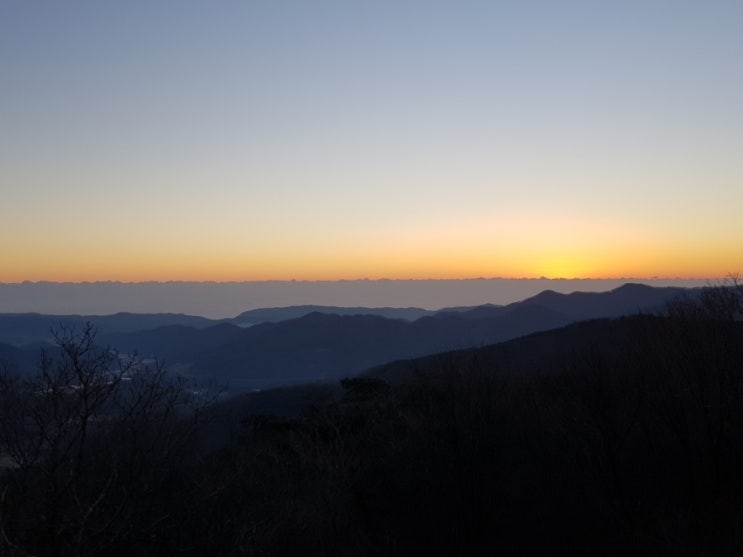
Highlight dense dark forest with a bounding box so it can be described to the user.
[1,283,743,556]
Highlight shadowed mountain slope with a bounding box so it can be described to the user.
[366,316,642,383]
[0,312,220,346]
[0,341,39,374]
[231,305,434,326]
[0,306,440,347]
[95,284,691,391]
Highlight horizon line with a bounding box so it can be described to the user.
[0,276,724,286]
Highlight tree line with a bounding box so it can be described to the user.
[1,282,742,556]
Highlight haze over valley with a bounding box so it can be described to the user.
[0,277,711,318]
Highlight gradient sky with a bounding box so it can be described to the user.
[2,0,742,282]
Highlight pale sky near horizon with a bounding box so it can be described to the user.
[2,1,742,282]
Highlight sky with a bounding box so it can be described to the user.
[2,0,742,283]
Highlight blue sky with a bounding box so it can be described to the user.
[2,1,742,281]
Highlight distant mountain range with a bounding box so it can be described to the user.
[232,305,435,326]
[0,283,693,391]
[0,306,439,347]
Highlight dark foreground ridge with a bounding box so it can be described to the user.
[1,281,742,555]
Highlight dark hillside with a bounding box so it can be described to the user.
[367,316,640,383]
[199,287,743,556]
[0,342,38,374]
[97,282,686,390]
[513,282,689,319]
[0,312,220,346]
[2,283,743,555]
[100,307,576,390]
[0,285,697,392]
[231,305,434,325]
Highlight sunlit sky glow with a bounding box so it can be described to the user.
[2,0,742,282]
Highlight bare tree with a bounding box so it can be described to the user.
[0,324,209,557]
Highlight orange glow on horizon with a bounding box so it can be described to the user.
[1,251,734,283]
[2,212,738,283]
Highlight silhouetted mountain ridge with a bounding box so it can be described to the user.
[0,312,220,346]
[517,282,686,319]
[232,305,434,326]
[0,283,698,389]
[92,284,692,391]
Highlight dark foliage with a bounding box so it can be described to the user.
[2,282,743,555]
[0,325,211,557]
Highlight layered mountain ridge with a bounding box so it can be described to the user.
[0,283,692,391]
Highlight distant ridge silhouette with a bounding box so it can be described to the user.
[0,283,696,389]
